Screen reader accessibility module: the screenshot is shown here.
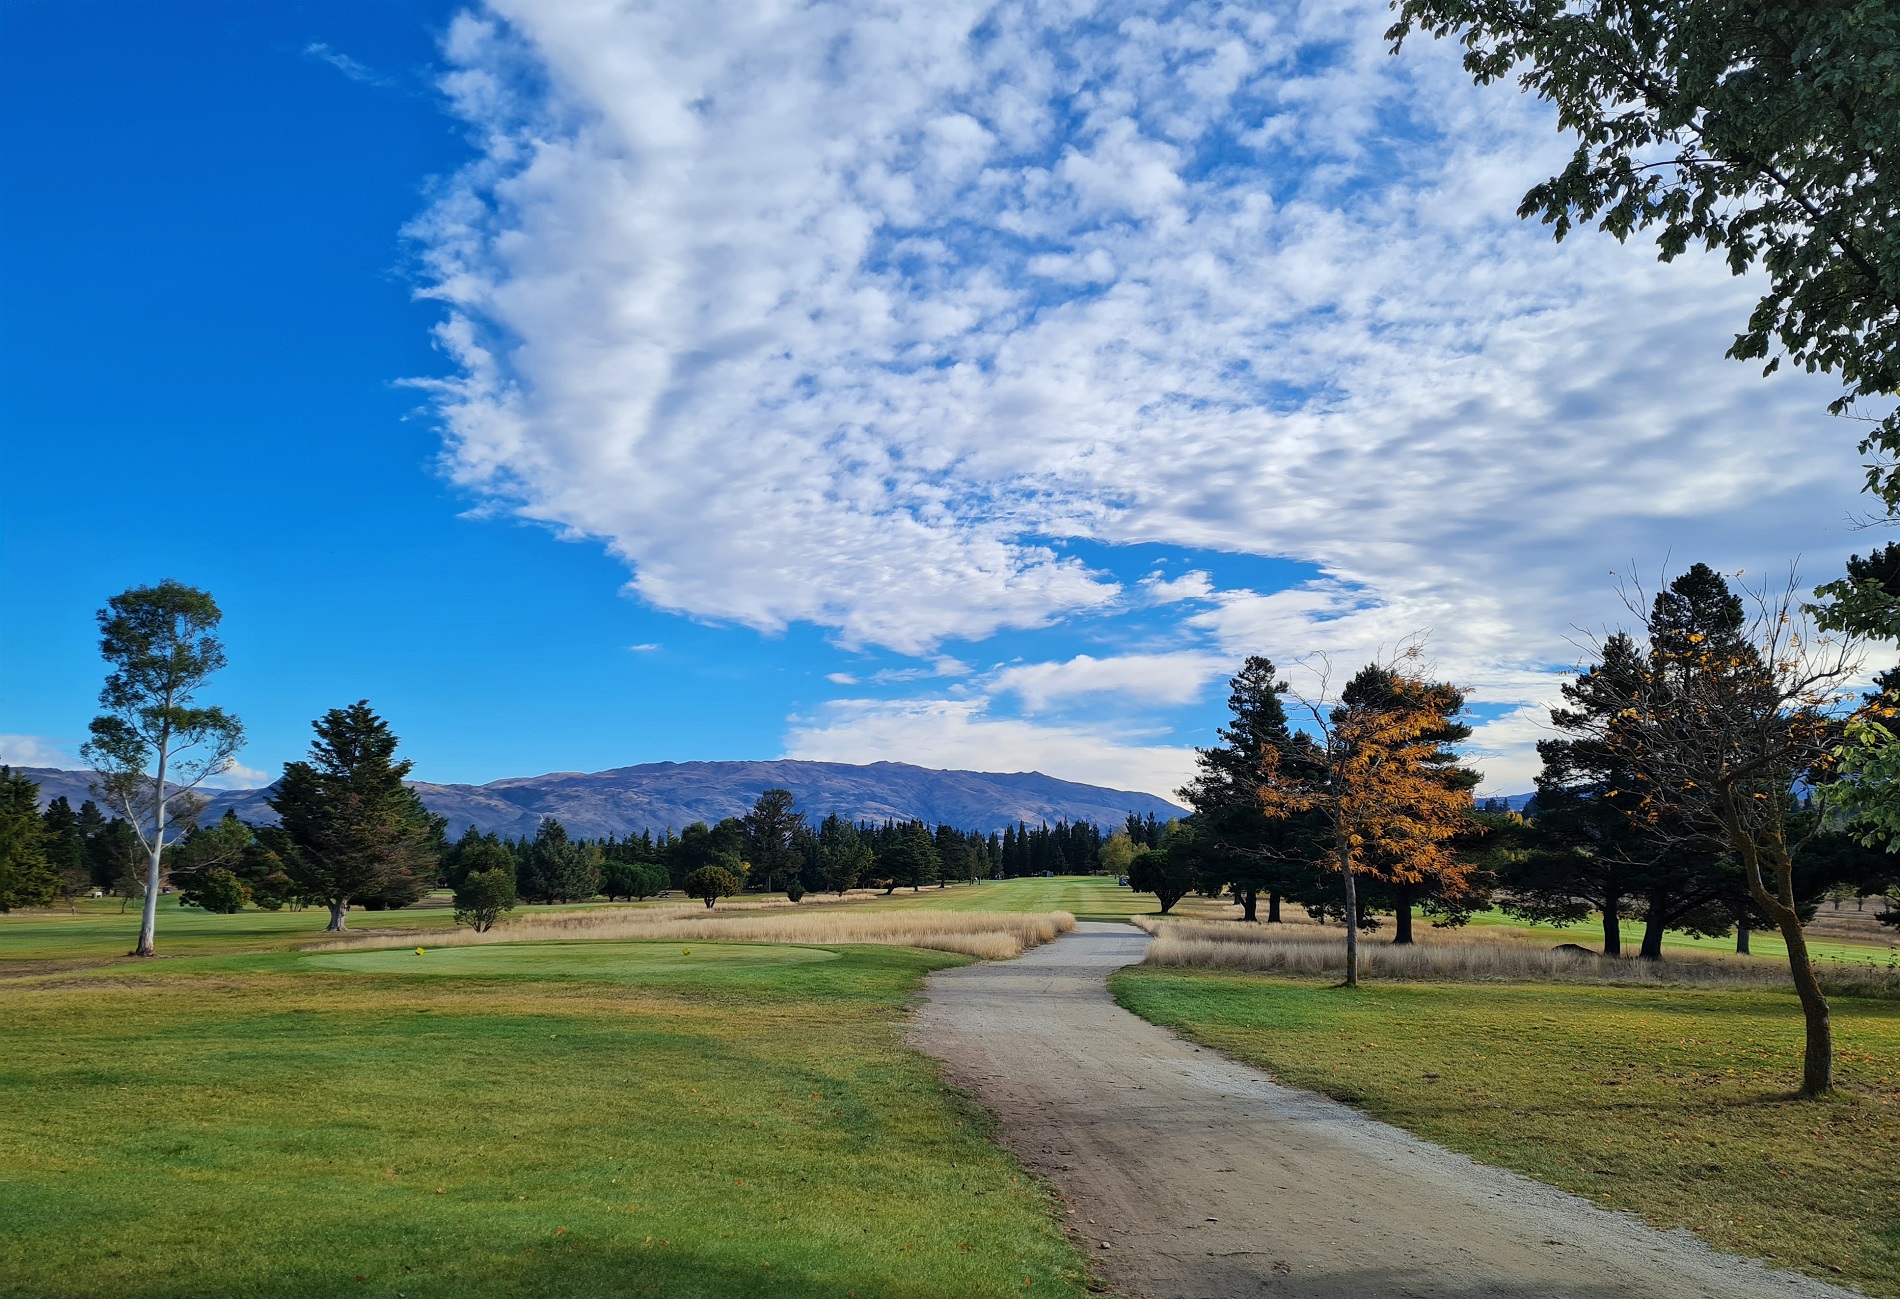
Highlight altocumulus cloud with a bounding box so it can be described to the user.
[411,0,1868,796]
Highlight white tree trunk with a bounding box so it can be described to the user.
[133,726,170,958]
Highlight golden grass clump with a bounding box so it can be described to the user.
[310,906,1077,961]
[1131,916,1900,994]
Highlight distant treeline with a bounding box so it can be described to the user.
[0,758,1167,915]
[441,806,1149,904]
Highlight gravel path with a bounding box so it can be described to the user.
[909,920,1860,1299]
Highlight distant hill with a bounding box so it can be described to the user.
[15,760,1189,840]
[1476,793,1535,813]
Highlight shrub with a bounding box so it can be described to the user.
[600,860,666,901]
[786,880,806,903]
[1128,846,1196,914]
[683,865,740,909]
[453,867,518,932]
[191,869,248,914]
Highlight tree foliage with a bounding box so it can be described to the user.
[518,817,600,903]
[267,701,439,932]
[742,788,805,893]
[1127,839,1198,914]
[683,864,740,909]
[876,821,939,892]
[817,815,873,894]
[1560,567,1860,1096]
[1259,657,1478,987]
[80,580,244,955]
[1389,0,1900,500]
[1179,656,1329,922]
[0,768,59,912]
[454,867,518,932]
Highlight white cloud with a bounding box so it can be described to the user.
[993,651,1230,712]
[825,672,860,685]
[786,698,1197,801]
[304,42,392,86]
[0,735,73,768]
[627,642,661,652]
[1139,570,1214,605]
[411,0,1877,793]
[203,761,273,791]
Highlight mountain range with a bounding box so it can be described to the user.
[17,759,1190,840]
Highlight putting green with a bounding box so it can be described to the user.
[304,939,840,979]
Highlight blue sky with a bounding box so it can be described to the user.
[1,0,1876,798]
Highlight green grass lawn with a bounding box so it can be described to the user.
[0,894,667,966]
[1112,967,1900,1297]
[852,874,1233,922]
[1,940,1089,1299]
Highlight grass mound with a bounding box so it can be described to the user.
[305,939,842,979]
[311,906,1077,961]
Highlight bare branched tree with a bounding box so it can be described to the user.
[1573,567,1860,1097]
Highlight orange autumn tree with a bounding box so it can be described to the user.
[1258,655,1477,987]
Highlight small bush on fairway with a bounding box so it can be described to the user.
[190,868,248,914]
[684,865,741,908]
[453,867,518,932]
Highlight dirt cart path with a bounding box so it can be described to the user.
[909,921,1858,1299]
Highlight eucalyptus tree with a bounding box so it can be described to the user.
[80,581,244,956]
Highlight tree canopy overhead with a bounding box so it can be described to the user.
[1389,0,1900,499]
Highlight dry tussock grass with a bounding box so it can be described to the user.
[1131,916,1900,994]
[310,906,1077,961]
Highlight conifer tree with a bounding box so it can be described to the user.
[267,702,439,931]
[743,788,804,893]
[0,768,59,911]
[1179,656,1328,922]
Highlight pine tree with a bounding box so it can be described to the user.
[267,701,439,931]
[742,788,804,892]
[1179,656,1328,922]
[0,768,59,911]
[518,818,599,903]
[41,797,86,885]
